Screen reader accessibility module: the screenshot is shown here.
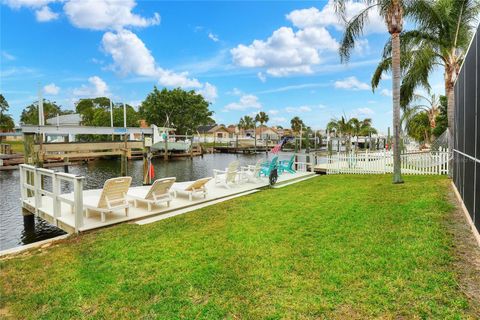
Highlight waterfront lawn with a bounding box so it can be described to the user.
[0,175,476,319]
[1,140,23,154]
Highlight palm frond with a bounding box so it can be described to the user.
[339,3,380,63]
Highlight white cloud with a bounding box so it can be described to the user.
[380,89,392,97]
[1,51,16,61]
[257,82,329,94]
[43,83,60,95]
[334,76,369,90]
[257,72,266,83]
[3,0,57,9]
[227,88,242,96]
[268,109,279,115]
[352,107,375,117]
[3,0,59,22]
[231,25,338,76]
[102,29,157,76]
[285,106,312,113]
[64,0,160,30]
[231,1,386,77]
[35,5,58,22]
[286,1,385,34]
[73,76,110,97]
[197,82,218,103]
[354,38,370,55]
[208,32,219,42]
[101,29,201,88]
[224,94,262,111]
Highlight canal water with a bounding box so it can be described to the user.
[0,153,270,251]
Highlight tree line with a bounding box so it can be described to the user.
[0,86,215,141]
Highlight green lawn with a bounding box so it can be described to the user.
[1,140,23,154]
[0,175,476,319]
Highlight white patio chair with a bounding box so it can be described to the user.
[173,177,212,201]
[128,177,176,212]
[213,161,240,188]
[240,159,264,183]
[84,176,132,222]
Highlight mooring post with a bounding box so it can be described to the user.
[142,136,153,185]
[164,130,169,161]
[23,214,35,231]
[125,133,129,174]
[23,133,36,197]
[63,135,69,173]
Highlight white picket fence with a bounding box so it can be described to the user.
[326,148,449,175]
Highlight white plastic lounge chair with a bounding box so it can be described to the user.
[84,176,132,222]
[128,177,176,212]
[173,177,212,201]
[240,159,264,182]
[213,161,240,188]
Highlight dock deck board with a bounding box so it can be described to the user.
[22,171,316,233]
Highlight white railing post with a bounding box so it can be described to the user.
[34,168,42,213]
[52,172,61,220]
[73,177,84,232]
[19,165,27,201]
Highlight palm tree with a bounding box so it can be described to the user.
[334,0,406,183]
[372,0,479,169]
[405,112,431,145]
[239,115,254,138]
[401,93,441,146]
[403,93,441,128]
[255,111,269,144]
[327,116,353,152]
[348,117,361,151]
[291,116,305,151]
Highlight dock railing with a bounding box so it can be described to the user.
[280,153,315,173]
[19,164,85,232]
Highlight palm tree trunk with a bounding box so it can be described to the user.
[392,32,404,184]
[446,70,455,177]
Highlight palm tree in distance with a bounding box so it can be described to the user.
[403,93,440,129]
[255,111,269,145]
[334,0,407,183]
[239,115,254,139]
[348,118,361,151]
[401,93,442,146]
[327,116,353,152]
[372,0,479,173]
[291,116,305,152]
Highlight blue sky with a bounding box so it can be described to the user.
[0,0,444,133]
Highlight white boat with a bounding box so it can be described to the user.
[151,125,191,152]
[151,140,191,152]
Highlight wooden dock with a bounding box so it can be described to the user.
[19,164,316,234]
